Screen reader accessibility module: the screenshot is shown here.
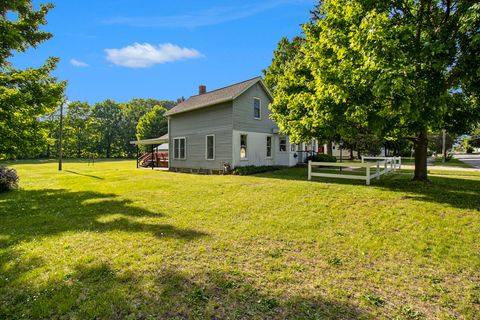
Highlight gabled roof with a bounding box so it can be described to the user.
[165,77,273,116]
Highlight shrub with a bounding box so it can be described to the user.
[307,154,337,162]
[466,146,474,154]
[0,167,19,192]
[232,165,283,176]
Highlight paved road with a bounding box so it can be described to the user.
[454,154,480,169]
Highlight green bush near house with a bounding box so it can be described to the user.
[307,154,337,162]
[232,165,283,175]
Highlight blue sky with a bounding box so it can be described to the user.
[12,0,314,104]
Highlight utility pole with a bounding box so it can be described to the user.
[58,102,64,171]
[442,129,446,163]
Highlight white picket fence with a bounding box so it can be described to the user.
[308,157,401,185]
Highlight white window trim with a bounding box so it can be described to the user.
[279,136,287,153]
[291,143,297,152]
[173,137,187,160]
[253,97,261,120]
[266,135,273,159]
[205,134,215,161]
[240,133,248,161]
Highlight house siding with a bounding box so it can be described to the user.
[232,130,276,168]
[232,83,277,133]
[169,101,233,170]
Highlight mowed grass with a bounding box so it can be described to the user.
[0,160,479,319]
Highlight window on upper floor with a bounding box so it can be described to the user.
[253,98,261,119]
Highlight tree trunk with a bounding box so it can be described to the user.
[106,134,112,158]
[327,142,333,156]
[414,130,428,181]
[349,148,354,160]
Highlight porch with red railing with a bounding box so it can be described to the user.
[130,134,169,169]
[138,152,168,168]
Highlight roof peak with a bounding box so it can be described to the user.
[189,76,262,98]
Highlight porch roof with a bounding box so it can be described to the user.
[130,134,168,145]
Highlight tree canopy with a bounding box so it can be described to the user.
[0,1,65,160]
[264,0,480,180]
[136,105,168,141]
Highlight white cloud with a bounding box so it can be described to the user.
[105,43,203,68]
[70,59,89,67]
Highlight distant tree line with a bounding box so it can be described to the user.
[33,98,176,160]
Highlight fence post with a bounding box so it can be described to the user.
[366,166,370,185]
[308,160,312,181]
[398,157,402,170]
[361,156,365,163]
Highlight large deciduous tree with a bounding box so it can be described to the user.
[122,98,175,157]
[265,0,480,181]
[0,1,65,159]
[136,105,168,141]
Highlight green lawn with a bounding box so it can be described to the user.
[0,160,479,319]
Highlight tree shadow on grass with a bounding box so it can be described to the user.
[0,188,206,249]
[255,168,480,211]
[0,188,371,319]
[0,259,372,319]
[64,170,105,180]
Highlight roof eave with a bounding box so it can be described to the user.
[231,78,274,102]
[165,97,234,116]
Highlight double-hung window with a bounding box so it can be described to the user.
[173,137,186,160]
[206,135,215,160]
[253,98,261,119]
[240,134,247,159]
[279,137,287,152]
[266,136,272,158]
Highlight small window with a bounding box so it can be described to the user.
[291,143,296,152]
[253,98,261,119]
[240,134,247,159]
[266,136,272,158]
[279,137,287,152]
[173,137,186,160]
[206,135,215,160]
